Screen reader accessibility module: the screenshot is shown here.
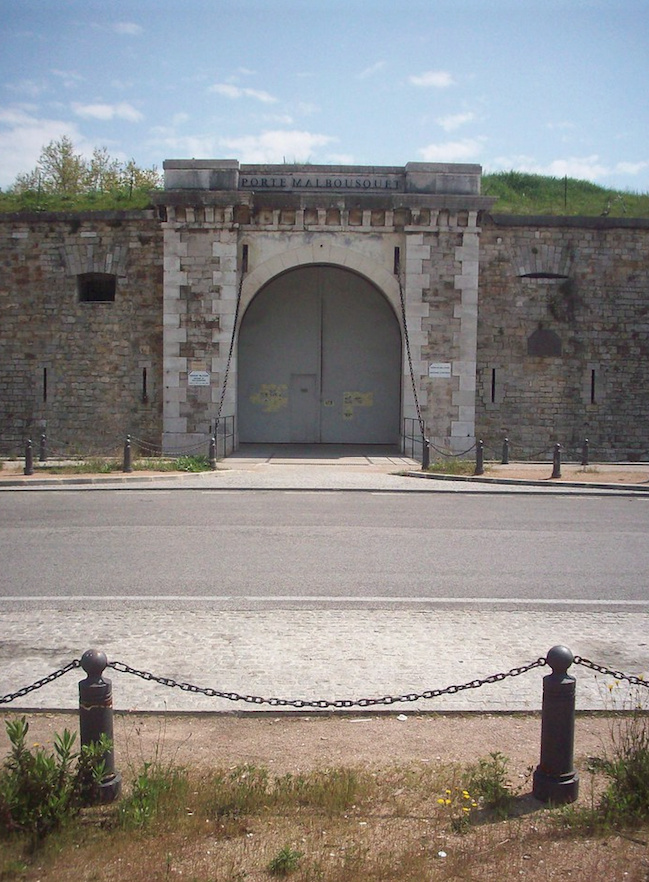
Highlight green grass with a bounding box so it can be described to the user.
[0,187,159,213]
[424,459,483,476]
[1,173,648,217]
[32,455,213,475]
[482,171,649,217]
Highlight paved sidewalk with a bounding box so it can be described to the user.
[1,448,649,493]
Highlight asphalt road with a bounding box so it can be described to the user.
[1,490,647,607]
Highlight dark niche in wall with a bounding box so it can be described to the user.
[527,327,562,357]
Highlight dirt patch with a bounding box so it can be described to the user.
[0,710,619,777]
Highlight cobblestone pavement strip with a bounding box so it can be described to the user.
[1,608,648,713]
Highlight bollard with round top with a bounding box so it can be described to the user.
[24,439,34,476]
[532,645,579,804]
[122,435,133,473]
[474,439,484,476]
[79,649,122,803]
[422,437,431,471]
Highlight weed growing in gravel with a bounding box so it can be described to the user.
[267,844,304,877]
[425,459,479,475]
[464,751,518,818]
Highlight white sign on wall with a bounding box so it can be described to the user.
[188,370,211,387]
[428,362,452,379]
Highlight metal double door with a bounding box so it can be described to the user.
[238,265,401,444]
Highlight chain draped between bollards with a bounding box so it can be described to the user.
[2,648,647,810]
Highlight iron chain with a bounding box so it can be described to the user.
[106,657,548,709]
[3,655,646,709]
[573,656,649,688]
[0,659,80,705]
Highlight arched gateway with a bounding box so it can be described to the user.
[156,161,493,455]
[238,265,401,444]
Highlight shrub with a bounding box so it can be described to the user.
[0,717,108,847]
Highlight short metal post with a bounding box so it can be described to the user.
[474,439,484,476]
[551,443,561,478]
[209,435,217,470]
[39,433,47,463]
[79,649,122,803]
[533,645,579,804]
[122,434,132,473]
[422,437,430,471]
[24,439,34,475]
[502,437,509,465]
[581,438,589,467]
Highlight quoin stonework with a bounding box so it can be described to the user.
[1,161,648,460]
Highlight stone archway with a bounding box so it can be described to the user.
[237,264,402,444]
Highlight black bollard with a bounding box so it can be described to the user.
[533,645,579,805]
[551,443,561,478]
[581,438,589,467]
[474,439,484,475]
[39,433,47,463]
[122,434,133,473]
[209,435,217,470]
[422,437,430,471]
[502,437,509,465]
[24,439,34,475]
[79,649,122,803]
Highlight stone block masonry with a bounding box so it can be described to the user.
[477,215,649,459]
[0,212,163,454]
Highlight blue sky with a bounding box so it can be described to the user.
[1,0,648,192]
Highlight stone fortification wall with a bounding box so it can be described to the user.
[476,215,649,460]
[0,212,163,454]
[1,198,647,462]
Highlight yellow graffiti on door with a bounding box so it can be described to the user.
[250,383,288,412]
[342,391,374,420]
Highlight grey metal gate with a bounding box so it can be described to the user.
[238,265,401,443]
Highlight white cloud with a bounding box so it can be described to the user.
[0,107,88,187]
[209,83,277,104]
[436,112,475,132]
[492,153,606,180]
[218,130,336,163]
[614,160,649,176]
[51,69,84,89]
[114,22,143,36]
[262,114,295,126]
[5,79,46,98]
[489,154,649,184]
[419,137,486,162]
[546,121,577,131]
[359,61,386,79]
[296,101,319,116]
[409,70,455,88]
[72,102,143,122]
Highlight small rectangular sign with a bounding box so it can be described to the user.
[188,370,211,387]
[428,362,452,379]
